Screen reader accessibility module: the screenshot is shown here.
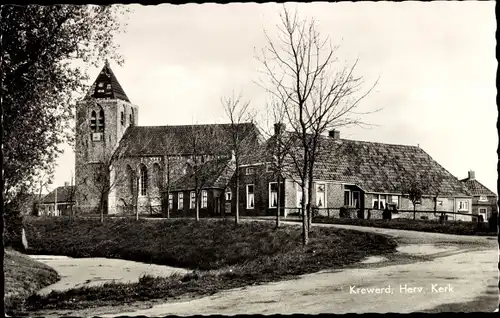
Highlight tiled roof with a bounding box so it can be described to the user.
[41,186,76,204]
[266,132,470,197]
[460,178,497,197]
[86,61,130,102]
[113,123,259,158]
[170,157,234,191]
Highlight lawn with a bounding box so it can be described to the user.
[4,249,60,314]
[312,216,498,236]
[17,216,397,312]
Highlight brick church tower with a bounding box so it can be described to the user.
[74,61,139,214]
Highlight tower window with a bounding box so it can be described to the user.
[90,111,97,132]
[98,109,105,132]
[121,106,126,126]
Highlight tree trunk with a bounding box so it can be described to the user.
[301,183,309,246]
[413,205,416,220]
[100,196,104,223]
[235,173,240,225]
[307,177,314,234]
[276,175,281,228]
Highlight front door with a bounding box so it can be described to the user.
[479,208,487,222]
[215,197,220,216]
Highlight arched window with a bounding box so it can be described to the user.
[97,108,105,132]
[121,106,126,126]
[153,163,162,189]
[140,165,148,196]
[129,109,134,127]
[126,165,134,195]
[90,111,97,132]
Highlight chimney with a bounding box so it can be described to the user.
[328,129,340,139]
[274,122,285,135]
[64,181,69,187]
[468,170,475,180]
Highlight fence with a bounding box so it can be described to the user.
[283,207,487,223]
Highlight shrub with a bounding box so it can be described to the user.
[488,213,498,232]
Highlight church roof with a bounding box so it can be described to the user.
[170,157,235,191]
[113,123,259,158]
[86,61,130,102]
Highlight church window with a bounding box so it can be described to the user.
[126,165,134,194]
[97,108,105,132]
[140,165,148,196]
[130,109,134,126]
[121,106,126,126]
[90,111,97,132]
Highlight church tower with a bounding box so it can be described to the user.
[74,61,139,214]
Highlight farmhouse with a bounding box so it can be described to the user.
[39,184,76,216]
[235,124,473,220]
[460,170,498,221]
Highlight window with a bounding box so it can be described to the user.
[246,184,255,209]
[225,191,232,201]
[297,184,304,208]
[97,109,105,132]
[315,184,326,207]
[130,109,134,126]
[246,167,255,175]
[127,165,134,194]
[168,194,173,210]
[458,200,469,211]
[344,191,350,206]
[190,191,196,209]
[202,190,208,209]
[269,182,278,208]
[353,191,360,208]
[139,165,148,196]
[372,196,386,210]
[121,108,125,126]
[388,195,399,209]
[266,164,273,173]
[90,111,97,131]
[479,196,488,202]
[178,193,184,210]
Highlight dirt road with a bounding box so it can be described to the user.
[33,221,499,316]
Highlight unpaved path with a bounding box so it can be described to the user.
[29,221,498,316]
[28,255,189,295]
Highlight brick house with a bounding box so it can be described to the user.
[39,184,76,216]
[236,125,473,220]
[460,170,498,221]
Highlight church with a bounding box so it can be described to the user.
[74,61,260,217]
[73,61,476,221]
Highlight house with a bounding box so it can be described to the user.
[39,184,76,216]
[236,124,473,220]
[167,156,235,217]
[460,170,498,221]
[74,61,261,216]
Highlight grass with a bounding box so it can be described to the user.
[312,216,498,236]
[16,216,397,312]
[4,249,60,313]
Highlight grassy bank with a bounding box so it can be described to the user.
[19,217,397,311]
[4,249,60,313]
[312,216,498,236]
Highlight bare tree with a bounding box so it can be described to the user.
[185,124,228,221]
[221,93,258,225]
[66,170,77,221]
[158,132,178,219]
[256,6,379,245]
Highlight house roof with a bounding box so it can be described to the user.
[86,61,130,102]
[169,157,234,191]
[460,178,496,197]
[267,132,470,197]
[113,123,259,159]
[41,186,76,204]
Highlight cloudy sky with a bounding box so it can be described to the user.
[51,1,497,194]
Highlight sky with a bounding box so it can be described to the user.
[50,1,497,195]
